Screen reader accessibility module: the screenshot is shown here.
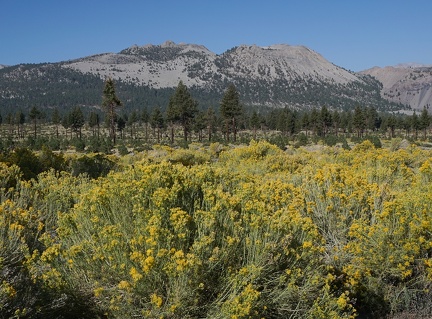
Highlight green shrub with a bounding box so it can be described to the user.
[294,132,308,148]
[70,154,116,179]
[117,144,129,156]
[323,134,339,146]
[5,147,43,180]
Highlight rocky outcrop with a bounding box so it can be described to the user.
[361,65,432,111]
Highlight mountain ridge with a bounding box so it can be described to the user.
[0,41,405,112]
[63,42,361,89]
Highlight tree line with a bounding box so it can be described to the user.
[1,79,431,148]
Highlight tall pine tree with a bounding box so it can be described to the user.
[220,84,242,142]
[419,107,430,140]
[166,81,198,142]
[102,78,122,144]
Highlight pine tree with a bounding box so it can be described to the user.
[117,115,126,140]
[332,110,341,136]
[29,107,40,139]
[309,108,320,136]
[205,108,218,142]
[69,107,85,139]
[419,107,430,140]
[166,81,198,142]
[220,84,242,142]
[387,114,397,138]
[141,108,150,142]
[411,111,419,140]
[102,78,122,144]
[150,108,165,143]
[51,108,61,138]
[352,106,366,137]
[128,110,138,139]
[16,111,25,138]
[301,112,310,135]
[320,105,332,137]
[250,111,260,140]
[365,107,379,131]
[88,111,100,137]
[193,110,207,142]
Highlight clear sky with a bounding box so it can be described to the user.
[1,0,431,71]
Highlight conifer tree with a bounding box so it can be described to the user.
[411,111,419,140]
[205,107,218,142]
[250,111,260,140]
[150,108,165,143]
[332,110,341,136]
[320,105,332,137]
[309,108,320,136]
[116,115,126,139]
[128,110,138,138]
[301,112,310,135]
[69,106,85,139]
[220,84,242,142]
[102,78,122,144]
[166,81,198,142]
[193,110,207,142]
[29,107,40,138]
[141,108,150,142]
[419,107,430,140]
[15,110,25,138]
[387,114,397,138]
[353,106,366,137]
[88,111,100,137]
[51,108,61,138]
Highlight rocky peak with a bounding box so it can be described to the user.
[218,43,360,85]
[361,65,432,111]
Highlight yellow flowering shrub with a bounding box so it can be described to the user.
[3,141,432,318]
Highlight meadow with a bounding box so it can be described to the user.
[2,139,432,318]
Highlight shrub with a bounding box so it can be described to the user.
[323,134,339,146]
[70,154,116,179]
[5,147,43,180]
[117,144,129,156]
[365,135,382,148]
[294,132,308,148]
[39,146,66,173]
[2,142,432,318]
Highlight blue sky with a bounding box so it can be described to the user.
[1,0,431,71]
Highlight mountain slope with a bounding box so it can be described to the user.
[361,65,432,111]
[0,41,403,112]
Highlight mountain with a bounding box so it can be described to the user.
[361,64,432,111]
[0,41,403,114]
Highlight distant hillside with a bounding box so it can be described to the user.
[0,41,404,114]
[361,64,432,111]
[0,63,177,114]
